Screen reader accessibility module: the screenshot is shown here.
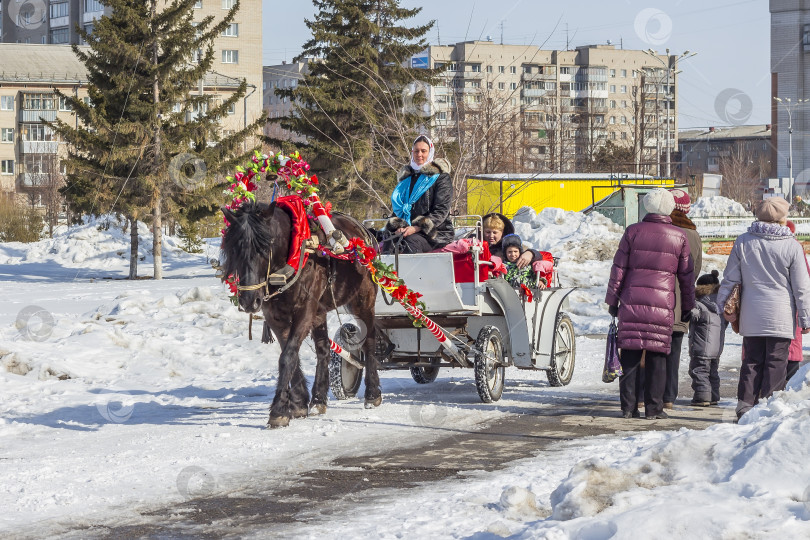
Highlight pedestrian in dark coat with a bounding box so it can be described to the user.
[688,270,728,406]
[665,189,703,409]
[385,135,454,253]
[785,220,810,382]
[605,188,696,419]
[718,197,810,419]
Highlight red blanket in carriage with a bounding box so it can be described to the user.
[434,238,553,285]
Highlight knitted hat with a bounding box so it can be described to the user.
[502,234,523,252]
[755,197,790,223]
[787,220,796,233]
[483,215,505,231]
[670,189,691,213]
[696,269,720,286]
[643,188,676,216]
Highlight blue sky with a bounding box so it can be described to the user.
[262,0,770,129]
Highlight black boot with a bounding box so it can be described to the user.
[268,264,295,285]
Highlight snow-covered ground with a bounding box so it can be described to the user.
[1,210,808,538]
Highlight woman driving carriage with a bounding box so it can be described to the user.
[383,135,454,254]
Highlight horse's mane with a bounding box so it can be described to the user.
[221,201,284,279]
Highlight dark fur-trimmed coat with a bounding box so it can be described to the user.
[386,158,454,247]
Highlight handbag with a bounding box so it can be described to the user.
[602,318,623,383]
[723,284,741,334]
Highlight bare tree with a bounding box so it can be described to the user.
[720,141,761,206]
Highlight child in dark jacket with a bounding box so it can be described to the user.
[502,234,538,288]
[688,270,728,406]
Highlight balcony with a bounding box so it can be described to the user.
[20,173,49,188]
[21,110,57,122]
[21,141,58,154]
[522,72,557,81]
[521,88,547,98]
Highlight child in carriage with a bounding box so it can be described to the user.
[502,234,553,289]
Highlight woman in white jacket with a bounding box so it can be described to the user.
[718,196,810,419]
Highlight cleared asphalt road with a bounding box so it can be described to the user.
[58,365,740,539]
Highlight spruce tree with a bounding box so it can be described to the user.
[269,0,436,216]
[52,0,263,279]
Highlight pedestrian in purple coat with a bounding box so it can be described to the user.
[605,188,696,419]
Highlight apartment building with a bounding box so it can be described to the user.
[0,0,262,132]
[0,0,108,45]
[262,60,309,142]
[770,0,810,189]
[678,124,773,176]
[415,41,679,174]
[0,44,257,204]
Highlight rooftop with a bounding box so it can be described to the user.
[0,44,89,84]
[678,124,772,141]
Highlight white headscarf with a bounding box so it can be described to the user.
[409,135,435,172]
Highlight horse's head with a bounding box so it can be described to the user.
[220,201,289,313]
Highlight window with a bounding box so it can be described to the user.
[58,96,72,111]
[621,132,627,140]
[609,69,616,78]
[222,50,239,64]
[511,98,516,106]
[486,65,493,73]
[222,0,235,8]
[222,23,238,37]
[498,82,505,90]
[227,103,236,115]
[436,111,447,120]
[446,62,458,71]
[621,100,627,108]
[620,85,627,93]
[609,116,615,125]
[620,116,627,124]
[523,65,532,74]
[191,49,203,63]
[632,70,638,78]
[621,69,627,77]
[194,0,202,8]
[1,160,13,174]
[85,0,104,12]
[510,66,516,74]
[50,2,69,18]
[560,67,571,74]
[510,82,517,90]
[804,24,810,52]
[50,28,69,44]
[1,128,13,142]
[21,124,54,141]
[23,93,56,110]
[470,63,481,72]
[0,96,13,110]
[498,66,505,73]
[610,132,616,140]
[609,100,616,108]
[609,84,616,93]
[83,96,93,107]
[467,80,480,88]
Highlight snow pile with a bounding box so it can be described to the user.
[690,196,751,218]
[0,215,205,275]
[527,363,810,538]
[512,207,625,334]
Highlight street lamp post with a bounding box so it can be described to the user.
[644,48,696,178]
[774,97,809,202]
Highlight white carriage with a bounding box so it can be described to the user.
[329,217,577,403]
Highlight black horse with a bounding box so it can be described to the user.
[220,201,380,428]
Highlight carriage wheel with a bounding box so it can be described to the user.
[328,325,364,400]
[547,313,576,387]
[410,359,440,384]
[473,326,505,403]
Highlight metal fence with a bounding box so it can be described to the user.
[692,217,810,238]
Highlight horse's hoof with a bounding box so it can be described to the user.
[266,415,290,429]
[309,403,327,416]
[291,407,308,419]
[364,396,382,409]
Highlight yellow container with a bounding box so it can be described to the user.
[466,174,675,217]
